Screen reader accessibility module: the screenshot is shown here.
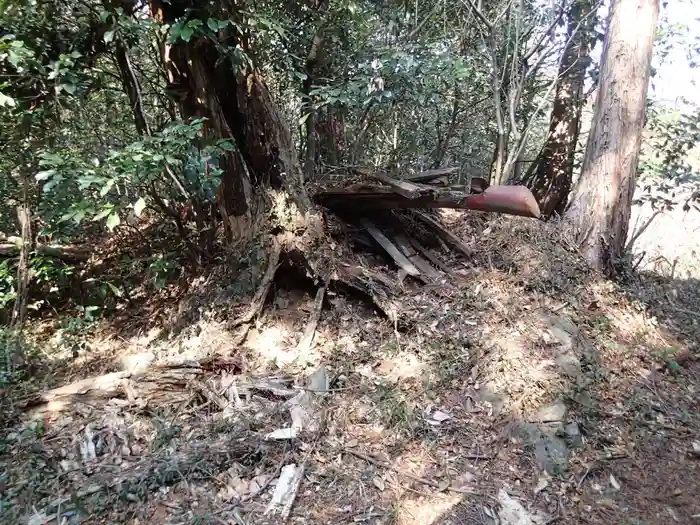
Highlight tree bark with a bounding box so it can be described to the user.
[148,1,309,222]
[565,0,660,274]
[114,39,150,135]
[526,0,596,217]
[302,16,328,182]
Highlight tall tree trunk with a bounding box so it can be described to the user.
[526,0,596,217]
[149,1,309,223]
[565,0,659,274]
[317,106,345,166]
[301,8,328,182]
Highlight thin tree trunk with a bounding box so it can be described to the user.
[565,0,660,274]
[114,40,150,135]
[526,0,596,217]
[301,7,328,182]
[9,176,32,371]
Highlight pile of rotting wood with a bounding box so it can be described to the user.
[307,166,541,324]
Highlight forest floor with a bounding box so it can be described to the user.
[1,210,699,525]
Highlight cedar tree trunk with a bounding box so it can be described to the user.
[565,0,659,273]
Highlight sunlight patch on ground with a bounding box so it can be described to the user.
[357,350,428,384]
[395,492,463,525]
[245,324,298,367]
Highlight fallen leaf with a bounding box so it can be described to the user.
[609,474,620,491]
[266,427,298,440]
[691,442,700,457]
[372,476,385,491]
[534,476,548,494]
[431,410,451,422]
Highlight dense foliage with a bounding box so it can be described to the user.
[0,0,697,320]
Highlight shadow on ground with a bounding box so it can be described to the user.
[2,216,699,525]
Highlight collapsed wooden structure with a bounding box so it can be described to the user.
[312,167,540,284]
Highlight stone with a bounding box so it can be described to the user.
[539,313,578,351]
[518,423,541,446]
[534,400,568,423]
[535,429,569,475]
[555,351,582,378]
[117,352,155,374]
[563,422,583,448]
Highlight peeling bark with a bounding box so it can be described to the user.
[565,0,660,273]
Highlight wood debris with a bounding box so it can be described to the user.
[308,167,540,321]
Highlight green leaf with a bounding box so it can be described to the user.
[180,25,194,42]
[103,29,116,43]
[106,212,121,231]
[59,211,76,223]
[105,281,123,298]
[60,83,77,94]
[0,92,16,107]
[35,170,56,181]
[93,205,114,221]
[7,50,21,67]
[133,197,146,217]
[100,179,116,197]
[216,140,235,151]
[207,18,219,32]
[73,209,87,224]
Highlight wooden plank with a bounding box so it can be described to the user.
[393,234,442,281]
[408,237,452,273]
[371,172,428,199]
[361,219,421,277]
[405,167,459,183]
[411,211,472,258]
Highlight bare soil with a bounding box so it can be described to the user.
[1,212,698,525]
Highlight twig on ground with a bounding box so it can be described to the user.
[344,448,490,494]
[296,284,327,356]
[239,446,289,505]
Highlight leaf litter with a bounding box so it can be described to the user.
[1,213,699,524]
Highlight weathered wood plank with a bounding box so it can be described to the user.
[411,211,472,258]
[405,167,459,183]
[361,219,421,277]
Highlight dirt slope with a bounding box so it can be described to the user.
[1,213,698,525]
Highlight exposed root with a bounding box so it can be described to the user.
[296,284,327,358]
[230,235,283,337]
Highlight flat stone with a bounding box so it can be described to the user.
[555,351,582,378]
[539,313,578,350]
[534,400,567,423]
[563,422,583,448]
[535,428,569,475]
[518,423,541,446]
[117,352,155,374]
[518,422,573,475]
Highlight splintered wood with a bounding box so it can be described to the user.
[309,166,541,323]
[314,167,539,288]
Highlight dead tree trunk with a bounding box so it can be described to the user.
[565,0,659,273]
[525,0,596,217]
